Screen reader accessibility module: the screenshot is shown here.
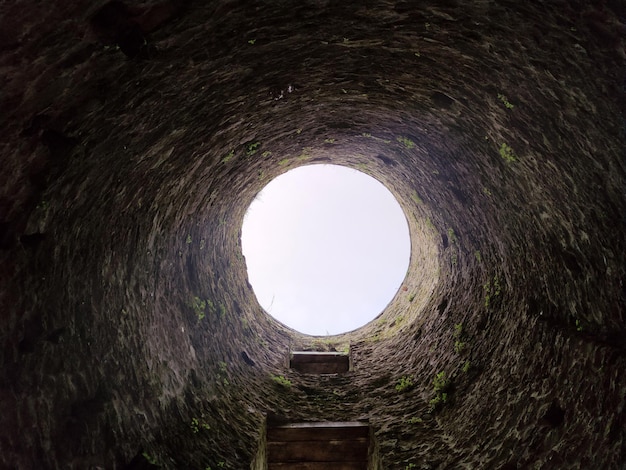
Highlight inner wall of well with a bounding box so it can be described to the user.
[0,1,624,468]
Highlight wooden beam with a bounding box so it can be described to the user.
[268,422,369,442]
[289,351,350,374]
[266,422,370,469]
[268,462,367,470]
[290,352,349,363]
[267,439,368,462]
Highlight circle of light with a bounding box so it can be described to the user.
[241,164,411,336]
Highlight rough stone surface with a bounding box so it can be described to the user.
[1,0,625,469]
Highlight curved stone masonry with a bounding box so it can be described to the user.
[0,0,624,468]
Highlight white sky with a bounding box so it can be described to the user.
[241,164,410,336]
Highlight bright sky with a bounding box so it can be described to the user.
[241,164,410,336]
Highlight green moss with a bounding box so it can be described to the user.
[453,324,467,354]
[297,147,312,160]
[411,191,423,205]
[222,149,235,163]
[483,275,502,308]
[396,136,415,149]
[428,392,447,410]
[142,452,158,465]
[271,375,292,387]
[395,375,414,392]
[429,371,450,411]
[190,417,210,433]
[192,297,207,320]
[447,228,457,244]
[499,143,516,163]
[246,141,261,156]
[433,371,448,392]
[498,93,515,109]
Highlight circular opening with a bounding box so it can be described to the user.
[241,164,411,335]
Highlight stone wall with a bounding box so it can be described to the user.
[0,0,624,468]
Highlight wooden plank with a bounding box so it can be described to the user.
[290,361,349,374]
[267,438,368,462]
[268,423,369,442]
[290,352,350,374]
[272,422,368,429]
[268,462,367,470]
[290,352,349,363]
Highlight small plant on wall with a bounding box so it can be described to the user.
[271,375,292,388]
[142,452,158,465]
[499,143,516,163]
[453,323,468,354]
[429,371,449,411]
[192,297,207,320]
[395,375,414,392]
[483,275,501,308]
[497,93,515,109]
[397,136,415,149]
[190,417,210,433]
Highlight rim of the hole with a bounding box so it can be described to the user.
[240,163,413,337]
